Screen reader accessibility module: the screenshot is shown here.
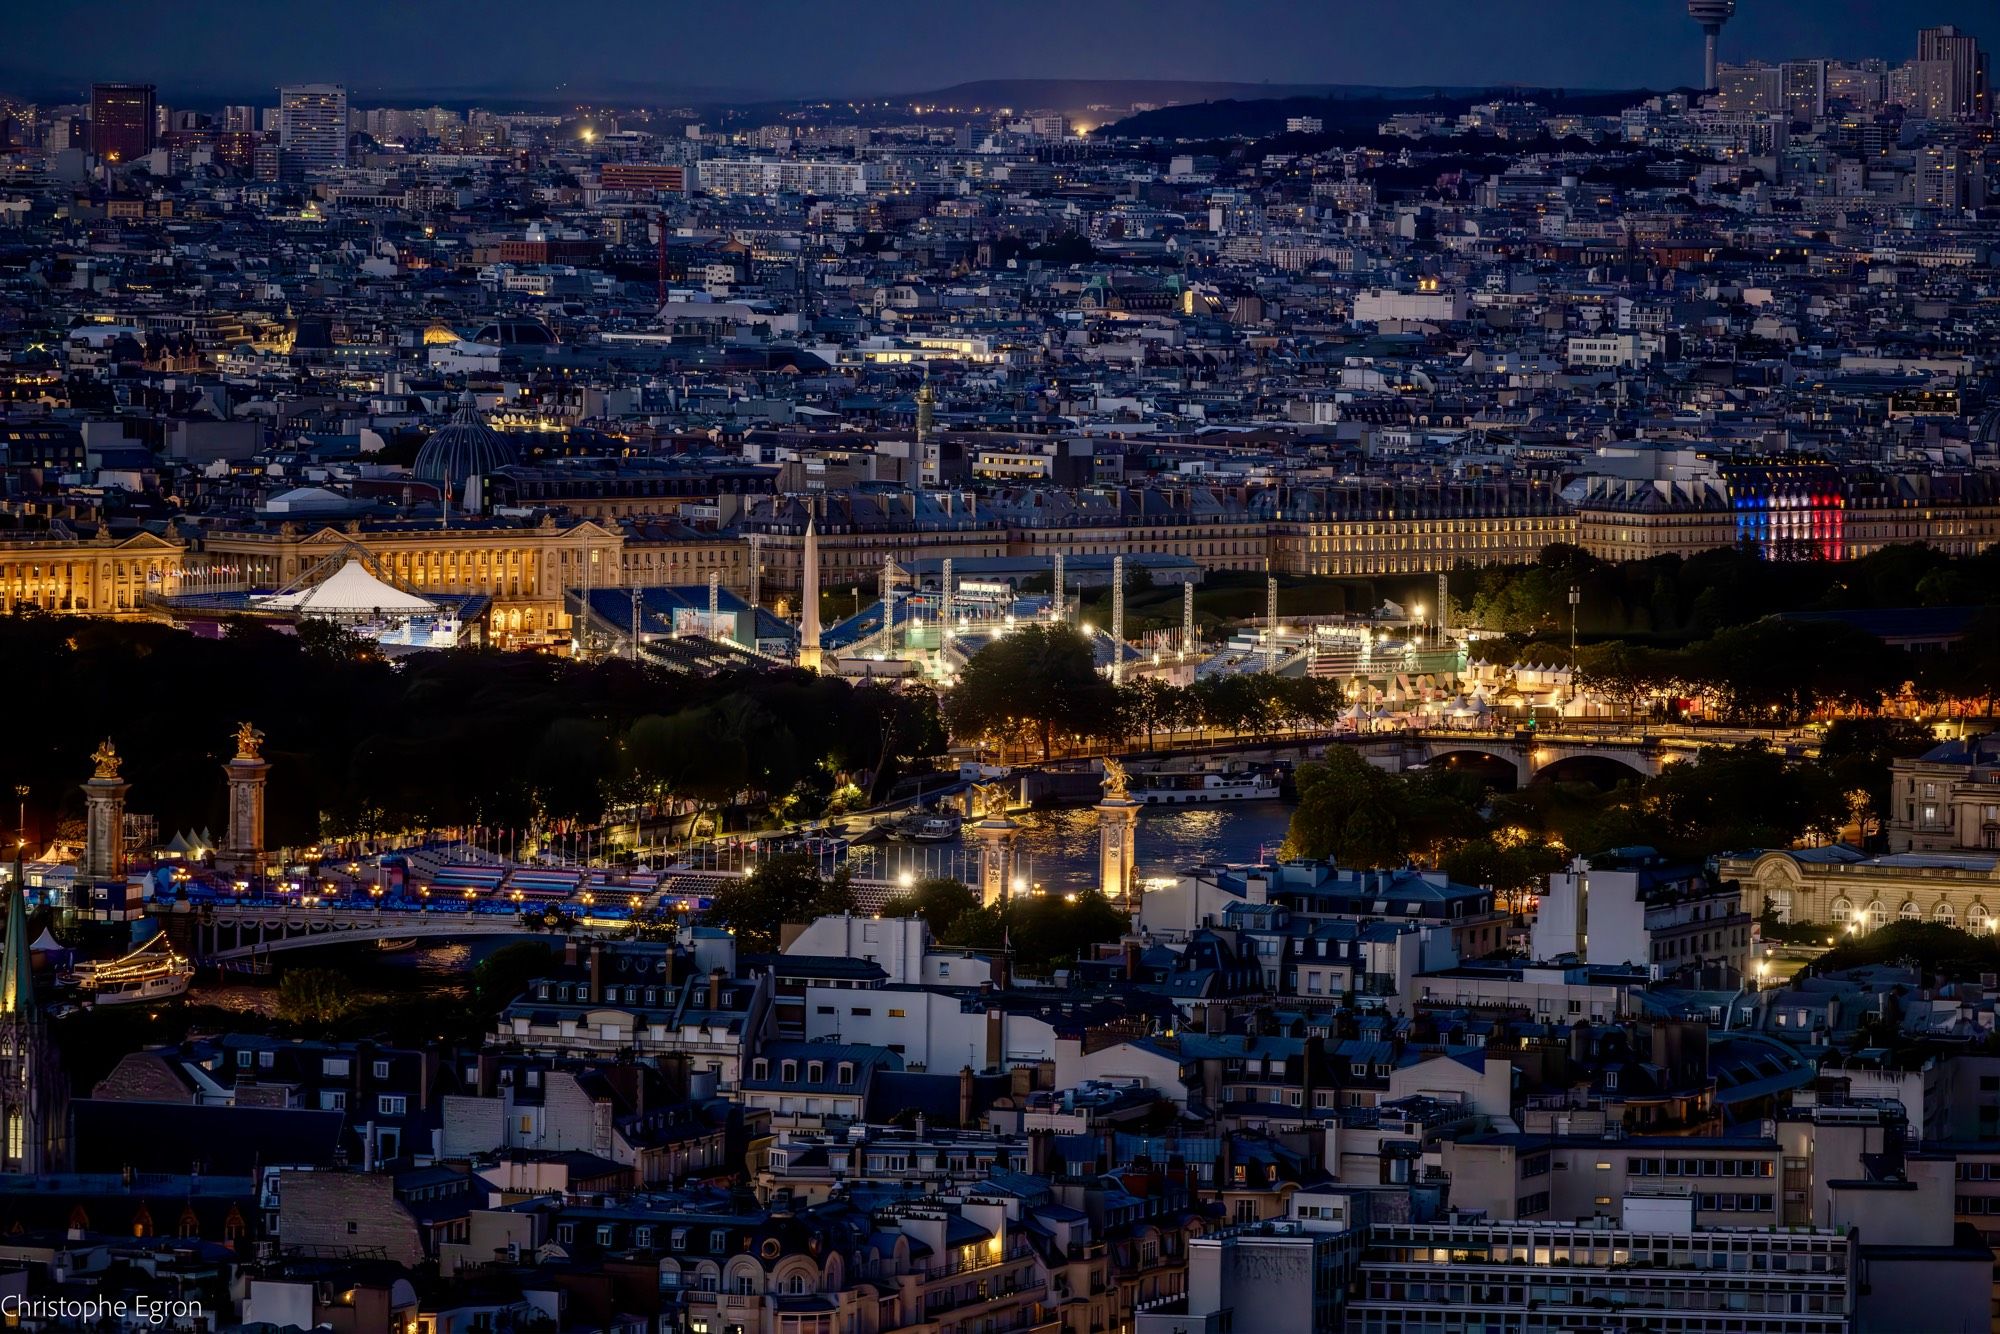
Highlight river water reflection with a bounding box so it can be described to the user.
[846,799,1296,892]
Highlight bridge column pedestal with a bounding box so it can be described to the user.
[78,775,128,884]
[973,817,1019,909]
[219,754,270,879]
[1097,797,1139,912]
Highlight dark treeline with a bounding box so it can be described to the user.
[0,614,942,848]
[1464,543,2000,723]
[943,624,1344,758]
[877,875,1129,977]
[1466,541,2000,643]
[1283,722,1936,900]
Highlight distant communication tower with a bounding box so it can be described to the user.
[1688,0,1736,91]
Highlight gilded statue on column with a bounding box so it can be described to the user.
[90,738,122,780]
[971,781,1011,820]
[1100,757,1130,801]
[233,721,266,761]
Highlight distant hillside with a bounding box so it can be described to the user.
[1102,88,1656,139]
[889,79,1519,117]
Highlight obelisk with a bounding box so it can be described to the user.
[798,513,823,672]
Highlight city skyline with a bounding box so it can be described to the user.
[4,2,2000,1328]
[7,0,1999,103]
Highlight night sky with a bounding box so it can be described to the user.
[8,0,1996,102]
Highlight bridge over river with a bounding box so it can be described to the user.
[159,724,1807,962]
[161,871,912,963]
[1127,723,1815,789]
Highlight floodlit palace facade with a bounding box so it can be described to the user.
[9,470,2000,649]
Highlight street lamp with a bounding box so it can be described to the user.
[1567,585,1581,701]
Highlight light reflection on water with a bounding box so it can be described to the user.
[190,936,498,1002]
[411,941,474,976]
[196,804,1295,991]
[853,800,1294,892]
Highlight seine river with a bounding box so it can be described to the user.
[844,799,1296,893]
[190,800,1296,997]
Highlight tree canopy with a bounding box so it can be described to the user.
[705,852,856,953]
[943,624,1343,757]
[0,614,943,849]
[944,624,1120,760]
[1282,749,1483,866]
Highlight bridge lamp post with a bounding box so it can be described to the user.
[1567,585,1580,702]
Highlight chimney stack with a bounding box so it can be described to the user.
[589,942,604,1003]
[708,967,725,1010]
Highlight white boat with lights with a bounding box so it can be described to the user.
[64,935,194,1005]
[1129,770,1279,805]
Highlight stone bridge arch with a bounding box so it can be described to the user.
[183,905,561,962]
[1529,746,1662,786]
[1420,746,1533,789]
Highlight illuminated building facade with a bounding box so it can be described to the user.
[595,163,687,194]
[276,83,348,176]
[0,531,185,617]
[1722,847,2000,936]
[1718,461,1846,562]
[1346,1210,1853,1334]
[90,83,156,163]
[741,493,1008,597]
[191,517,623,648]
[1267,480,1571,577]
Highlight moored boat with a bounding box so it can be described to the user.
[1129,770,1280,805]
[890,811,962,842]
[64,935,194,1005]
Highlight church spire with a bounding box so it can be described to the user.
[0,877,33,1017]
